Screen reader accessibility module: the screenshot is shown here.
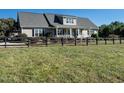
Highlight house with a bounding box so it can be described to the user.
[17,12,98,38]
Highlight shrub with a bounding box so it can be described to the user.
[13,33,27,41]
[91,33,98,38]
[17,33,27,38]
[28,37,40,44]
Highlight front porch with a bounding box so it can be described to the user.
[55,28,90,38]
[30,27,96,38]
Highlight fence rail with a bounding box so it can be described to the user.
[0,37,124,48]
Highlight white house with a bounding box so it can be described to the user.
[18,12,98,38]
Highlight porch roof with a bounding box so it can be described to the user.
[54,24,97,30]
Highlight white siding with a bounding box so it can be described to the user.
[77,29,89,38]
[82,30,89,38]
[22,28,33,37]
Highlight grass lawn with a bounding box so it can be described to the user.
[0,45,124,83]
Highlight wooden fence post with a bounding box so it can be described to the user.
[112,37,115,44]
[81,37,83,46]
[74,36,77,46]
[120,37,122,44]
[104,38,107,45]
[27,39,30,47]
[4,37,7,48]
[46,36,48,47]
[86,37,88,46]
[61,37,64,46]
[96,38,98,45]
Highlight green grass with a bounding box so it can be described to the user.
[0,45,124,83]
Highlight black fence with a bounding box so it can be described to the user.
[0,37,124,48]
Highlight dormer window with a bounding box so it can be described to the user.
[66,18,69,23]
[63,16,76,25]
[66,17,73,23]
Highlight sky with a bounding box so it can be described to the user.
[0,9,124,26]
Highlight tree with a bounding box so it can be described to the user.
[120,26,124,37]
[0,20,4,37]
[99,21,124,37]
[110,21,124,35]
[0,18,17,37]
[99,24,111,37]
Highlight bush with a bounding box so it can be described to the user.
[91,34,98,38]
[17,33,27,38]
[0,31,4,37]
[28,37,41,44]
[44,32,52,37]
[13,33,27,41]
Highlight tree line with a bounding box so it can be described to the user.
[0,18,124,38]
[99,21,124,38]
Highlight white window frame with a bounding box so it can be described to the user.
[34,28,43,37]
[66,17,74,24]
[58,28,64,35]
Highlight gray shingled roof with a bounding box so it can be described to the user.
[77,17,98,29]
[43,14,61,26]
[44,14,78,28]
[18,12,98,29]
[44,13,98,29]
[18,12,49,28]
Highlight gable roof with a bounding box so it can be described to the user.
[44,13,98,29]
[18,12,49,28]
[18,12,98,29]
[44,14,63,27]
[77,17,98,29]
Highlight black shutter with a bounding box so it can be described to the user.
[32,29,34,37]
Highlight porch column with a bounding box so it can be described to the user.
[70,28,72,38]
[77,28,80,38]
[56,28,58,37]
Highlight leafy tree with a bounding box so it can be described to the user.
[0,20,4,37]
[99,21,124,37]
[120,26,124,37]
[0,18,17,37]
[99,24,111,37]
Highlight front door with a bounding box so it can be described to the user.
[72,29,77,37]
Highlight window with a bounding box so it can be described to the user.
[39,29,43,36]
[69,18,72,23]
[34,29,43,37]
[66,29,70,35]
[66,18,69,23]
[72,29,78,37]
[34,29,39,37]
[66,17,74,24]
[58,29,64,35]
